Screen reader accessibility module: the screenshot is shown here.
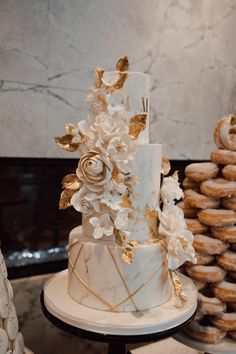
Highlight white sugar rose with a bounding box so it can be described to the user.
[76,150,113,192]
[167,230,196,269]
[93,112,129,144]
[161,175,183,205]
[71,186,100,215]
[89,213,114,239]
[158,205,186,239]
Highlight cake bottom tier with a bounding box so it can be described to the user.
[68,226,172,312]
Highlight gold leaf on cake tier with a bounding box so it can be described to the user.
[65,124,77,135]
[129,114,147,140]
[54,134,79,152]
[169,269,187,307]
[121,241,138,265]
[59,189,75,209]
[112,73,128,90]
[161,155,171,176]
[230,114,236,125]
[95,67,105,88]
[121,196,133,209]
[116,56,129,72]
[62,174,82,190]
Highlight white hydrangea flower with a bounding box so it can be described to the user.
[167,230,196,270]
[107,135,136,173]
[160,175,183,205]
[89,213,114,239]
[71,186,100,215]
[101,190,123,211]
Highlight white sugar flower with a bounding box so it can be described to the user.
[161,175,183,205]
[114,209,129,231]
[89,213,114,239]
[167,230,196,269]
[93,112,129,144]
[106,94,125,115]
[71,186,100,215]
[107,135,136,173]
[157,205,186,239]
[101,190,123,211]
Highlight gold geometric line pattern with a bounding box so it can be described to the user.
[68,242,167,312]
[107,246,138,311]
[67,242,83,292]
[114,256,166,309]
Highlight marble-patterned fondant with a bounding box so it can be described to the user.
[68,226,172,312]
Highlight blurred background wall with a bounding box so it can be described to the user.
[0,0,236,159]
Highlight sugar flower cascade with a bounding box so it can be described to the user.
[55,56,195,274]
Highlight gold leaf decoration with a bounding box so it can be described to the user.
[122,196,133,209]
[59,189,75,209]
[114,228,124,247]
[116,56,129,72]
[113,73,128,90]
[129,114,147,140]
[169,270,187,307]
[122,248,134,265]
[161,155,171,175]
[54,134,79,152]
[62,174,82,190]
[95,67,105,88]
[65,124,76,135]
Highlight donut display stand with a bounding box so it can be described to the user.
[180,115,236,346]
[41,270,197,354]
[174,331,235,354]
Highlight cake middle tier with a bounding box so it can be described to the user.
[68,226,172,312]
[82,144,162,241]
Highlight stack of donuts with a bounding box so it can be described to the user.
[179,114,236,344]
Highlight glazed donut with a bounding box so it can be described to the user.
[222,197,236,212]
[198,209,236,227]
[185,162,219,182]
[193,234,228,255]
[214,115,236,151]
[192,279,207,291]
[185,218,209,234]
[182,178,200,191]
[213,280,236,302]
[212,225,236,243]
[198,292,226,315]
[195,251,215,265]
[200,178,236,198]
[211,312,236,331]
[186,265,226,283]
[222,165,236,182]
[184,189,220,210]
[185,320,226,343]
[177,201,199,218]
[228,331,236,340]
[217,251,236,271]
[211,149,236,165]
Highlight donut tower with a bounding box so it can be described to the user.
[179,115,236,344]
[0,249,25,353]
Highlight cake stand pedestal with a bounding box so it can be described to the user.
[41,270,197,354]
[174,332,236,354]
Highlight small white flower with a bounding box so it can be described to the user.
[167,230,196,269]
[101,190,123,211]
[157,205,186,239]
[107,135,136,173]
[114,209,129,231]
[89,213,114,239]
[160,175,183,205]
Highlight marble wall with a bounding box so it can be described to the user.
[0,0,236,159]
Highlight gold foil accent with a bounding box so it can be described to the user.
[59,189,75,209]
[116,56,129,72]
[121,196,132,209]
[107,246,138,310]
[161,155,171,176]
[65,124,77,134]
[169,269,187,307]
[112,73,128,90]
[129,114,147,140]
[121,240,138,265]
[96,93,107,111]
[95,67,105,88]
[54,134,79,152]
[230,114,236,125]
[62,174,82,190]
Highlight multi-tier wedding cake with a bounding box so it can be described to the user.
[55,56,196,312]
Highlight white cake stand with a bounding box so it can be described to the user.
[41,270,198,354]
[174,332,236,354]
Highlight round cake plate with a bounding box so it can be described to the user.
[174,332,236,354]
[43,270,197,336]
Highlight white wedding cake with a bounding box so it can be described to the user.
[55,56,196,312]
